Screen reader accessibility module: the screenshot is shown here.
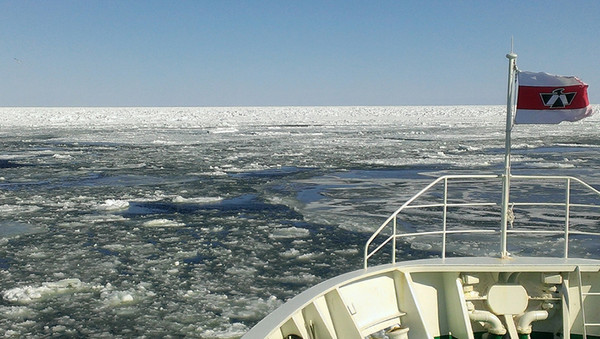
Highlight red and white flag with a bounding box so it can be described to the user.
[515,71,593,124]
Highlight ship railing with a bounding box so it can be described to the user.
[364,174,600,269]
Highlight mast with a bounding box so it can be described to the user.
[501,49,518,258]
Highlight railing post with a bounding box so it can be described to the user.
[442,177,448,259]
[564,178,571,258]
[392,216,397,264]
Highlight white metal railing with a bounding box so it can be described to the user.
[363,174,600,269]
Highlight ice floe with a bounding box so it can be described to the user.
[142,219,186,227]
[2,279,93,304]
[97,199,130,211]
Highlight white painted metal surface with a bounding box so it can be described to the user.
[243,256,600,338]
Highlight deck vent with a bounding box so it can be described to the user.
[486,284,528,315]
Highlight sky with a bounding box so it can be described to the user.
[2,1,600,107]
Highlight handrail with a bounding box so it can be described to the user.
[364,174,600,269]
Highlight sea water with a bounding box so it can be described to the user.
[0,106,599,338]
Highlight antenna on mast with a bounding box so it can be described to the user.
[510,36,514,54]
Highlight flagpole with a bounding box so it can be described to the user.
[501,50,517,258]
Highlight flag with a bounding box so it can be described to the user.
[515,71,593,124]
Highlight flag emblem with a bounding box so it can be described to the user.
[540,88,576,108]
[515,71,593,124]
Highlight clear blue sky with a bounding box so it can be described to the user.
[2,1,600,107]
